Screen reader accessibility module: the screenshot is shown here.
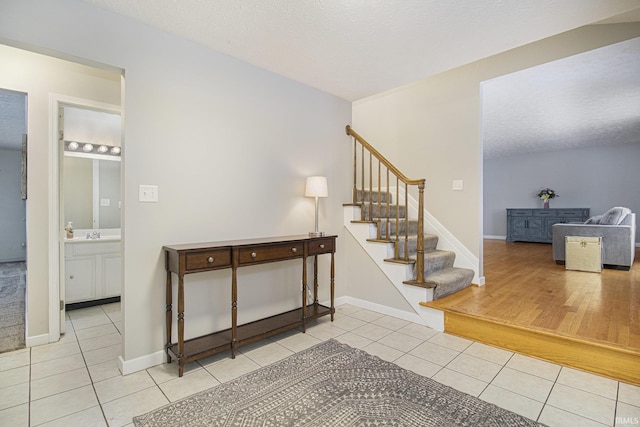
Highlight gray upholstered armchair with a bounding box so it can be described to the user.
[552,207,636,270]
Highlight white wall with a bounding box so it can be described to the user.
[484,141,640,243]
[0,0,351,366]
[0,147,26,262]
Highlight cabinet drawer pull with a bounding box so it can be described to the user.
[320,244,325,249]
[251,252,257,258]
[207,257,214,263]
[291,247,297,253]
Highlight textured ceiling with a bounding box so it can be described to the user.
[483,36,640,159]
[80,0,640,101]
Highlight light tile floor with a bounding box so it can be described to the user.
[1,303,639,426]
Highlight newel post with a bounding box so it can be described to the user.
[415,181,426,283]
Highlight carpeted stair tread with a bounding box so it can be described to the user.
[423,267,475,300]
[362,204,407,220]
[396,235,439,257]
[355,189,392,203]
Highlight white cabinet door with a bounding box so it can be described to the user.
[65,257,97,303]
[103,254,121,298]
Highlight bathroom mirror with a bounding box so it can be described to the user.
[63,155,120,229]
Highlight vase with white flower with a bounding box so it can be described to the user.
[537,188,558,209]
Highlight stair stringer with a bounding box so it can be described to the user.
[390,187,484,286]
[343,206,445,331]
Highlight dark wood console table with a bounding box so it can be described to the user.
[163,234,336,376]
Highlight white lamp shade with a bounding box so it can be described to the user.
[305,176,328,198]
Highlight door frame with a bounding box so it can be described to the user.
[48,93,121,341]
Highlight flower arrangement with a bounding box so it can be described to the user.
[537,188,558,201]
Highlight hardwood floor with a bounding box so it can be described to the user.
[424,239,640,385]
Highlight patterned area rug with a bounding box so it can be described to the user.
[0,262,26,353]
[134,339,545,426]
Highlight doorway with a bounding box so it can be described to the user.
[0,88,28,352]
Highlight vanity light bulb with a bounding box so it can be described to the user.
[67,141,79,151]
[97,145,109,153]
[110,146,121,155]
[83,143,94,152]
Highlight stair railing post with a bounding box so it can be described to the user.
[416,181,426,283]
[352,135,357,204]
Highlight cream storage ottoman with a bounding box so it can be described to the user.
[565,236,602,272]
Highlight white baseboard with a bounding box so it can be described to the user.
[339,296,426,325]
[119,350,165,375]
[483,235,506,240]
[26,333,50,347]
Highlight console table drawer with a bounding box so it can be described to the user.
[185,249,232,272]
[238,243,304,265]
[308,238,335,255]
[508,209,532,216]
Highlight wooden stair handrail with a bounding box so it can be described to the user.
[346,125,427,285]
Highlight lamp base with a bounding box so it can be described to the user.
[308,231,325,237]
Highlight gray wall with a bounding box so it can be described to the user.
[483,141,640,244]
[0,148,26,262]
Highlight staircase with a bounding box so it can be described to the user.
[344,126,475,329]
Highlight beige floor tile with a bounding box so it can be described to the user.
[351,322,394,341]
[377,331,424,353]
[0,348,30,372]
[83,343,121,367]
[106,309,122,323]
[67,306,105,320]
[148,360,202,384]
[159,368,220,402]
[30,384,98,426]
[428,332,473,352]
[396,323,439,340]
[101,302,121,314]
[39,405,107,427]
[274,331,322,353]
[409,341,460,366]
[505,353,561,382]
[0,365,29,388]
[370,315,410,331]
[463,341,513,365]
[0,381,29,411]
[70,314,112,331]
[305,321,348,341]
[491,367,554,402]
[348,309,385,322]
[334,304,362,316]
[618,382,640,406]
[330,315,367,331]
[446,353,502,383]
[393,353,442,378]
[480,384,543,421]
[88,358,123,383]
[114,321,123,333]
[30,366,91,400]
[31,341,81,364]
[557,367,619,400]
[94,370,156,404]
[547,383,616,425]
[195,351,231,368]
[78,332,122,353]
[334,332,373,349]
[74,323,119,341]
[616,402,640,426]
[432,368,488,397]
[102,386,169,427]
[31,353,86,381]
[56,330,78,344]
[361,341,404,362]
[240,341,294,367]
[0,403,29,427]
[539,404,608,427]
[205,354,261,383]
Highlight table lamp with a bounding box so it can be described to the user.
[305,176,328,237]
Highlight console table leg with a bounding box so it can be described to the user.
[165,270,173,363]
[231,265,238,358]
[330,251,335,321]
[177,275,185,377]
[313,255,319,305]
[302,256,307,333]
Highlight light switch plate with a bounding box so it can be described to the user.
[139,185,159,202]
[100,198,111,207]
[453,180,464,191]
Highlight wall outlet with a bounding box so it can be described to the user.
[453,180,464,191]
[139,185,159,202]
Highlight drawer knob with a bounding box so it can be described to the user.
[320,244,325,249]
[251,252,257,258]
[291,247,297,253]
[69,275,74,279]
[207,257,214,263]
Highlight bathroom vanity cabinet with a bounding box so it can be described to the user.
[65,239,121,304]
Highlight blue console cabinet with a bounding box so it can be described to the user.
[506,208,590,243]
